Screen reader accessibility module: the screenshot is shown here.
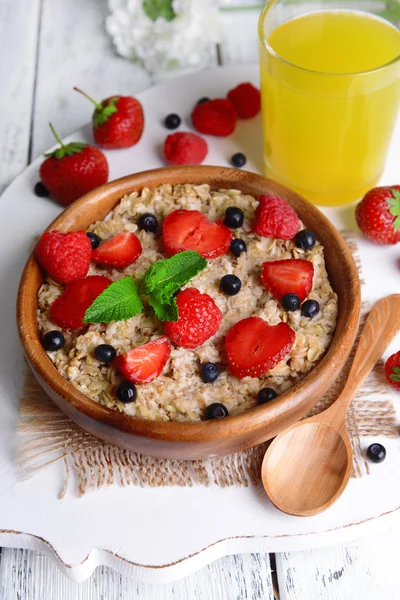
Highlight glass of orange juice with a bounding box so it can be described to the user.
[258,0,400,206]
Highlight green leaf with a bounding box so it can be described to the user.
[143,0,176,22]
[142,251,207,298]
[147,293,179,322]
[83,277,144,324]
[45,141,87,159]
[93,97,119,128]
[389,366,400,382]
[388,189,400,231]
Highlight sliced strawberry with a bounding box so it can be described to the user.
[113,337,171,384]
[162,209,232,259]
[50,275,112,329]
[261,259,314,302]
[225,317,295,379]
[92,231,142,268]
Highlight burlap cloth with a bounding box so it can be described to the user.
[16,231,398,498]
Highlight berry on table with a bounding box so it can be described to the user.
[164,132,208,165]
[282,293,300,312]
[162,209,232,259]
[253,194,299,239]
[231,152,247,168]
[164,113,181,130]
[355,185,400,245]
[74,87,144,149]
[225,317,295,379]
[191,98,237,136]
[39,123,108,207]
[227,82,261,119]
[36,230,92,284]
[94,344,117,363]
[385,351,400,390]
[257,388,277,405]
[261,259,314,302]
[223,207,244,229]
[164,288,222,349]
[205,403,229,420]
[220,274,242,296]
[301,299,320,318]
[50,276,112,329]
[114,337,171,384]
[295,230,316,250]
[200,362,220,383]
[366,443,386,463]
[92,231,142,268]
[42,330,65,352]
[138,213,158,233]
[86,232,101,250]
[230,238,247,257]
[117,381,137,403]
[34,181,50,197]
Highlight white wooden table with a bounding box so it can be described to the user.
[1,1,399,598]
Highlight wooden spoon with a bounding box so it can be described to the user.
[262,294,400,517]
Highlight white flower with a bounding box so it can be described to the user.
[106,0,221,75]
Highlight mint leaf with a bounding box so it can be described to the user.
[388,189,400,231]
[83,277,144,324]
[147,293,178,322]
[93,97,119,128]
[143,0,176,22]
[142,251,207,298]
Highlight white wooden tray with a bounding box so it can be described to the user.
[1,65,400,583]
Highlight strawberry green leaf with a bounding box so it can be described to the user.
[147,293,178,322]
[388,189,400,231]
[143,0,176,22]
[93,97,119,128]
[45,142,87,160]
[83,277,143,323]
[390,366,400,382]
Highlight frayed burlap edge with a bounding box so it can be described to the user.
[16,230,398,497]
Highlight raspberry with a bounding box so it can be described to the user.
[253,195,300,240]
[50,275,112,329]
[36,230,92,284]
[164,288,222,349]
[164,132,208,165]
[191,99,237,136]
[227,83,261,119]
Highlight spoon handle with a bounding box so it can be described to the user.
[327,294,400,420]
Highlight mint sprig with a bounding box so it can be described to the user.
[83,251,207,324]
[83,277,144,324]
[388,188,400,231]
[143,0,176,22]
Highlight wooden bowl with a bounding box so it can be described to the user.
[17,166,361,460]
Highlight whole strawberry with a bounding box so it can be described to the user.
[74,87,144,149]
[40,123,108,206]
[355,186,400,245]
[385,351,400,391]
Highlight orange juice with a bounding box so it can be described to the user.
[259,9,400,205]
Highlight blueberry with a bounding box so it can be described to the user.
[197,97,210,105]
[200,362,220,383]
[282,293,300,311]
[301,299,320,318]
[295,230,316,250]
[366,443,386,463]
[86,232,101,250]
[220,274,242,296]
[205,403,229,420]
[230,238,247,257]
[164,113,181,130]
[42,330,65,351]
[95,344,117,363]
[34,181,50,197]
[257,388,277,405]
[138,213,158,233]
[223,207,244,229]
[117,381,137,403]
[231,152,247,168]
